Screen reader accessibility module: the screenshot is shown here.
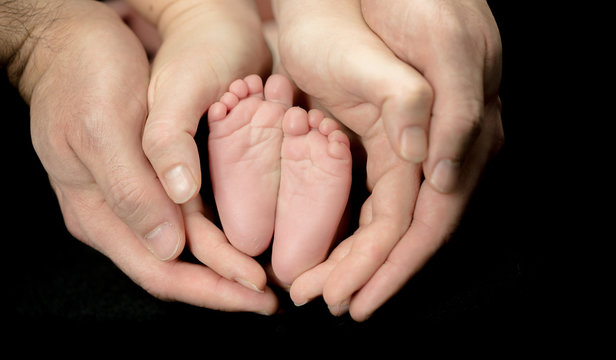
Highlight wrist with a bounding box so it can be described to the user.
[2,0,126,102]
[124,0,259,39]
[1,0,60,89]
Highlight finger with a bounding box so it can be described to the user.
[276,0,433,162]
[349,47,433,163]
[182,195,268,293]
[423,46,486,193]
[349,187,460,321]
[336,32,434,164]
[74,105,185,262]
[141,0,272,205]
[289,238,352,306]
[142,53,209,204]
[381,81,434,163]
[152,260,279,315]
[86,197,278,314]
[321,163,421,314]
[348,103,503,321]
[289,194,374,306]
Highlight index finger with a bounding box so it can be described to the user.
[348,102,502,321]
[85,194,279,314]
[319,128,422,313]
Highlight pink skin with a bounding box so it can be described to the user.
[208,73,352,282]
[272,107,352,285]
[208,74,293,257]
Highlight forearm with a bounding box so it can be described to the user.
[2,0,127,103]
[0,0,60,87]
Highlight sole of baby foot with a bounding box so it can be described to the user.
[272,107,352,285]
[208,74,294,256]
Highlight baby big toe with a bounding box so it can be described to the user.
[282,107,310,136]
[264,73,294,107]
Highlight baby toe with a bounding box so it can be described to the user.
[308,109,326,129]
[327,130,352,160]
[282,107,310,136]
[228,78,250,99]
[244,74,265,98]
[219,91,240,110]
[207,102,229,123]
[318,117,341,136]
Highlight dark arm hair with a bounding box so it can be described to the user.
[1,0,36,65]
[1,0,62,85]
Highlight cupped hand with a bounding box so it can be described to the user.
[124,0,272,205]
[273,0,503,321]
[291,99,502,321]
[361,0,503,193]
[14,0,276,314]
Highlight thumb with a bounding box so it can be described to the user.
[142,54,217,204]
[422,57,485,194]
[77,114,186,261]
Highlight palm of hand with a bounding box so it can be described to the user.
[28,5,152,250]
[275,0,503,320]
[275,5,430,319]
[24,2,278,314]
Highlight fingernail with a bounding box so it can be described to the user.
[235,278,265,293]
[164,164,197,204]
[400,126,427,162]
[257,310,274,316]
[328,299,350,316]
[144,222,180,261]
[431,159,460,193]
[293,299,308,307]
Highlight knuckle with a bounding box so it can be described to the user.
[79,116,108,153]
[406,79,434,107]
[492,122,505,155]
[142,121,179,160]
[60,206,87,244]
[67,107,114,155]
[355,238,391,265]
[142,122,170,156]
[57,199,88,244]
[450,100,484,140]
[464,115,483,141]
[106,174,149,223]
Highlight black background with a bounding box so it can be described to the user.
[1,1,591,350]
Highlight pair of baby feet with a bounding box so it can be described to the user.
[208,74,352,285]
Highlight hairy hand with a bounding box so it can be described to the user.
[6,0,277,314]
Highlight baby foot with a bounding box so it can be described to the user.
[208,74,293,256]
[272,107,352,285]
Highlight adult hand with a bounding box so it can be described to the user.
[273,0,503,321]
[291,102,502,321]
[361,0,503,193]
[123,0,272,204]
[4,0,276,314]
